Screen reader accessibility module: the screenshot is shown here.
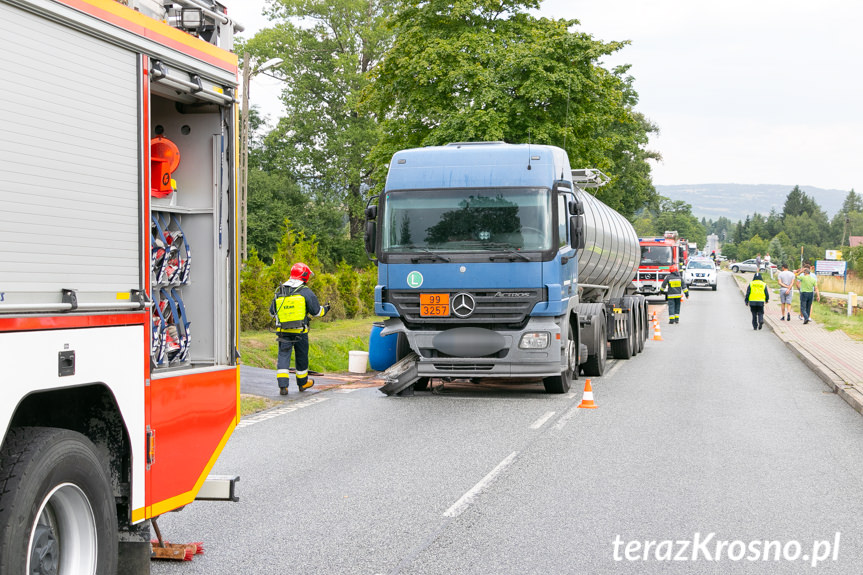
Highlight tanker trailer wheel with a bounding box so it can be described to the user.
[396,333,430,391]
[0,427,118,575]
[543,323,576,394]
[611,302,635,360]
[581,313,608,377]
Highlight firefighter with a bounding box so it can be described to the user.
[270,262,330,394]
[660,265,689,324]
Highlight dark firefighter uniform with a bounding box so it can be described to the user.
[269,266,328,394]
[660,267,689,324]
[744,274,769,330]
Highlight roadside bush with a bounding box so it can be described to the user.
[239,221,376,330]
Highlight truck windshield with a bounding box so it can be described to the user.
[381,188,552,252]
[640,246,673,265]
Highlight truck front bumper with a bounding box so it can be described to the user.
[380,317,564,380]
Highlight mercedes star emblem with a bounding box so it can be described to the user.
[451,292,476,318]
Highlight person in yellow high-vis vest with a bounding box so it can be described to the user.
[269,262,329,395]
[744,273,770,330]
[660,265,689,324]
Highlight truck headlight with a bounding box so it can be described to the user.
[519,332,550,349]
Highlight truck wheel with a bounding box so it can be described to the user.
[610,311,634,360]
[581,314,607,377]
[0,427,118,575]
[633,303,644,354]
[712,284,717,291]
[544,323,576,393]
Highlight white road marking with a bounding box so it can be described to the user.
[443,452,518,518]
[553,404,581,430]
[334,388,359,393]
[604,360,623,379]
[236,396,329,428]
[529,411,556,429]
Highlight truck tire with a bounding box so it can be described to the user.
[0,427,118,575]
[623,297,643,356]
[712,283,717,291]
[633,301,644,354]
[581,313,607,377]
[610,309,634,359]
[544,323,576,394]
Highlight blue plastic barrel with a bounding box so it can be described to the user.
[368,322,399,371]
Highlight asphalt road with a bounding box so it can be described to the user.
[152,271,863,574]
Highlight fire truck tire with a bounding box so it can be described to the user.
[544,323,576,394]
[0,427,118,575]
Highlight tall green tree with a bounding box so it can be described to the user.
[362,0,659,216]
[782,185,820,218]
[246,0,395,241]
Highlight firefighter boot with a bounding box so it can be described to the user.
[299,378,315,392]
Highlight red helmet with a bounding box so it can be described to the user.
[669,265,678,273]
[290,262,313,282]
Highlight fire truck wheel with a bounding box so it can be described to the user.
[0,427,118,575]
[543,323,576,394]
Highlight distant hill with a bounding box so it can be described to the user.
[655,184,849,222]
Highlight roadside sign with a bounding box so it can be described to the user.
[815,260,847,275]
[825,250,843,260]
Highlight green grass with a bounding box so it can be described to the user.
[240,394,279,416]
[240,317,378,373]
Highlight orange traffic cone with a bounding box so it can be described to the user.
[652,311,663,341]
[577,379,598,409]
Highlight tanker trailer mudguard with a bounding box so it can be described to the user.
[366,142,644,395]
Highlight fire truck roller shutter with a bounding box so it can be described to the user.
[0,4,140,304]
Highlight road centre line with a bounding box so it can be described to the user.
[529,411,557,429]
[236,396,329,429]
[443,452,518,518]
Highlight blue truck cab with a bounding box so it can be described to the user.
[365,142,587,394]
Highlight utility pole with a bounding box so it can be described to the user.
[239,53,283,261]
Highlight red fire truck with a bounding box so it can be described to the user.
[633,231,688,296]
[0,0,242,571]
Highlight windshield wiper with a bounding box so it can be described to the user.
[403,246,451,263]
[481,243,531,262]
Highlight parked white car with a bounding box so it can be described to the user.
[684,258,718,290]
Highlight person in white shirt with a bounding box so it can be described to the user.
[776,263,796,321]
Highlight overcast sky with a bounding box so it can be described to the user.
[226,0,862,191]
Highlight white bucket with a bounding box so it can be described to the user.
[348,350,369,374]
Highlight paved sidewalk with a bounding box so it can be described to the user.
[733,274,863,415]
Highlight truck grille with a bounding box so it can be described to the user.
[386,288,544,327]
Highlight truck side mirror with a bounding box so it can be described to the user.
[364,221,377,255]
[365,204,377,220]
[570,216,585,250]
[568,199,584,216]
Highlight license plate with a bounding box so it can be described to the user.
[420,293,450,317]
